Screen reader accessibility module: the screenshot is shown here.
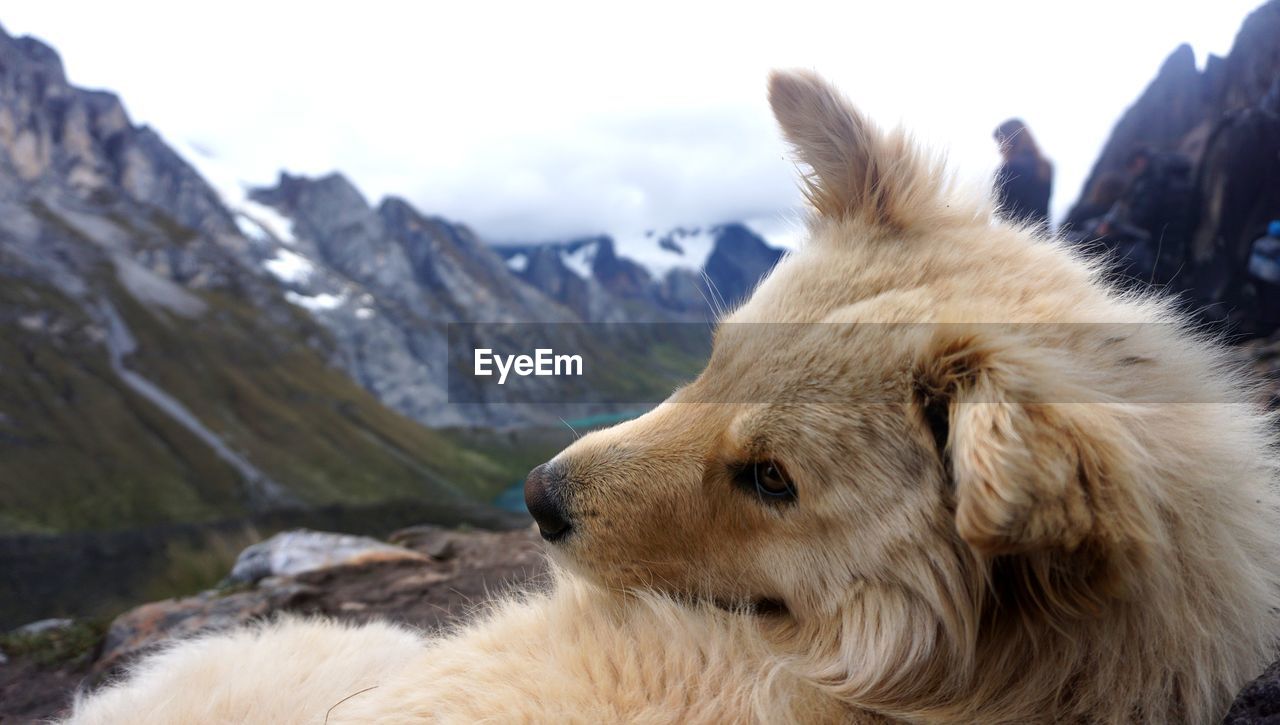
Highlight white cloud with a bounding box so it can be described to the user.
[2,1,1263,242]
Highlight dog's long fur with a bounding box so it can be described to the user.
[66,70,1280,724]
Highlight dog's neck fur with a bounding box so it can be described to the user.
[785,479,1278,724]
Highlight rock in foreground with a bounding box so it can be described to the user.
[0,525,545,722]
[227,529,428,584]
[1226,659,1280,723]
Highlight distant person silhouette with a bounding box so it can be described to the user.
[993,119,1053,226]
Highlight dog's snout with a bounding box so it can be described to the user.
[524,462,573,542]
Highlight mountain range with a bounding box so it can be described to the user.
[494,224,785,322]
[0,24,786,534]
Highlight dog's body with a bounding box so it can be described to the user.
[67,577,845,724]
[67,72,1279,724]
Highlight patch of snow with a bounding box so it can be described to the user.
[285,291,344,311]
[264,249,315,284]
[560,241,598,279]
[605,221,802,279]
[172,139,296,244]
[172,139,246,206]
[234,214,267,241]
[241,198,297,245]
[505,253,529,273]
[506,220,798,284]
[665,227,716,268]
[611,226,715,278]
[355,307,375,320]
[18,315,44,333]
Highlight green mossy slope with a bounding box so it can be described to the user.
[0,277,514,534]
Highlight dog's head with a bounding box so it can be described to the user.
[525,70,1178,711]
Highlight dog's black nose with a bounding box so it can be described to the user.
[524,462,572,541]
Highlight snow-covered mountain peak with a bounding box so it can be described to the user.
[611,226,716,278]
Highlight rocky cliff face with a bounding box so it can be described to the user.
[1066,44,1210,225]
[241,172,582,428]
[1069,2,1280,221]
[701,223,786,310]
[1067,0,1280,333]
[0,33,236,241]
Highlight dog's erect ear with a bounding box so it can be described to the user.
[917,332,1156,559]
[768,69,942,228]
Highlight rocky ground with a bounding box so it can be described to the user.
[4,523,1280,723]
[4,524,1280,722]
[1228,659,1280,724]
[0,525,546,722]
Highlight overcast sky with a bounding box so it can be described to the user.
[1,1,1265,243]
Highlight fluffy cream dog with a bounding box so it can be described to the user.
[67,70,1280,724]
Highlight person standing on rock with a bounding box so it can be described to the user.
[993,118,1054,227]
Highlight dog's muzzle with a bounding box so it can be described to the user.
[524,461,573,542]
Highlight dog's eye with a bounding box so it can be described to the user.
[745,460,796,502]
